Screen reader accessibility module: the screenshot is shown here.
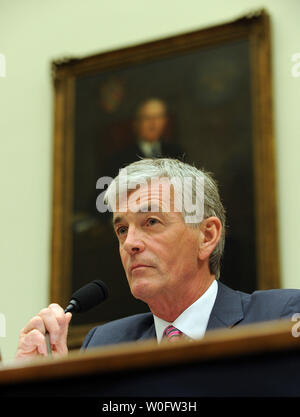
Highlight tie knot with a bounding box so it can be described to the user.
[163,325,183,342]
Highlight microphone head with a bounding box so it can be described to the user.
[68,280,108,313]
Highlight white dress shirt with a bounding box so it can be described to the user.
[153,280,218,343]
[138,140,161,157]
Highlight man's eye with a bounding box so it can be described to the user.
[147,218,159,226]
[117,226,127,236]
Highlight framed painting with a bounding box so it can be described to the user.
[51,9,279,348]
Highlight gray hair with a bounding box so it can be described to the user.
[104,158,226,279]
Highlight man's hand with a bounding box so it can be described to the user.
[15,303,72,360]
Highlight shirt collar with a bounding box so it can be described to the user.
[138,140,161,157]
[153,280,218,343]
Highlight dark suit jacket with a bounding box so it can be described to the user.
[81,281,300,350]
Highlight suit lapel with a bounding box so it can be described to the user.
[207,281,244,331]
[137,315,157,341]
[139,323,156,341]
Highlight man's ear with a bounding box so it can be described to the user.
[198,217,222,261]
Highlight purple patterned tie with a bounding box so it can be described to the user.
[163,325,183,342]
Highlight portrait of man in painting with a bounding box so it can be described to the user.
[52,13,278,341]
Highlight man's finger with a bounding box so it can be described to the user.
[19,329,48,356]
[22,315,46,336]
[38,308,60,345]
[48,303,69,330]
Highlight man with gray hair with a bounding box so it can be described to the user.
[16,158,300,358]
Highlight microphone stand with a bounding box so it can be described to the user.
[45,331,52,356]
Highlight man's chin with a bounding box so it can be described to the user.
[130,279,156,303]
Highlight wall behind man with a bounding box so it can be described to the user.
[0,0,299,362]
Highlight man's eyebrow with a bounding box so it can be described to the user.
[139,202,161,212]
[112,203,164,226]
[112,215,123,227]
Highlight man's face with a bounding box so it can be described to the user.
[135,100,167,143]
[113,181,201,304]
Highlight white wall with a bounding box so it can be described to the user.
[0,0,299,362]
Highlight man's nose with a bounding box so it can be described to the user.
[123,226,145,255]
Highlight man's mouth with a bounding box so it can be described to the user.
[130,264,152,272]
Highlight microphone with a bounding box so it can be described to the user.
[45,280,108,355]
[64,280,109,314]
